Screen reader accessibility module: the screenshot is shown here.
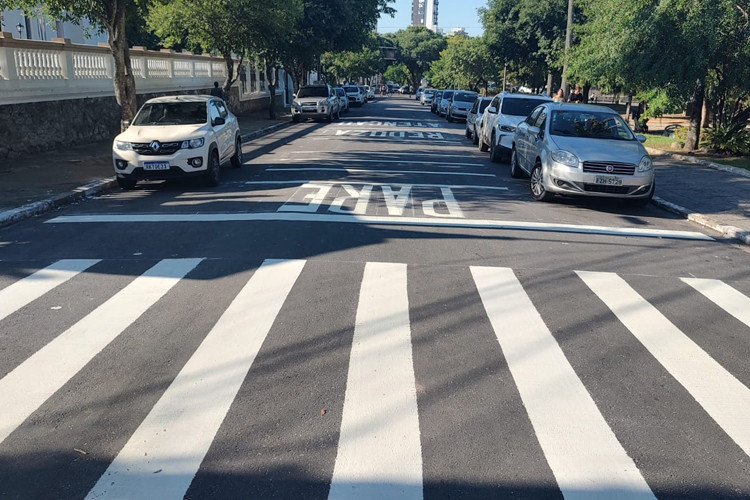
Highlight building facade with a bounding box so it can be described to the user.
[1,9,107,45]
[410,0,438,33]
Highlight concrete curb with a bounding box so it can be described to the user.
[645,146,750,179]
[0,121,292,229]
[0,177,117,229]
[652,196,750,245]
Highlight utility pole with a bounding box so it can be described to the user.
[560,0,574,97]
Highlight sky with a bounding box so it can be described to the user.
[376,0,487,37]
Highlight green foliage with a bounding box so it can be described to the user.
[636,88,683,120]
[703,122,750,155]
[480,0,570,88]
[429,35,498,91]
[322,40,383,83]
[384,26,446,88]
[383,63,409,86]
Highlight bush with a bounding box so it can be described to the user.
[703,122,750,155]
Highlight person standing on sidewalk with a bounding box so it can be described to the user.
[210,81,223,99]
[569,85,584,103]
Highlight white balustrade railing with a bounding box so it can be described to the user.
[0,33,267,105]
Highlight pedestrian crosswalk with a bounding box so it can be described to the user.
[1,258,749,499]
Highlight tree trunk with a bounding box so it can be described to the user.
[546,72,553,96]
[107,2,137,131]
[685,77,706,151]
[266,63,278,120]
[582,82,591,103]
[222,53,235,96]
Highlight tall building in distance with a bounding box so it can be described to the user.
[411,0,439,33]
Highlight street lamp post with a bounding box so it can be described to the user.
[16,22,24,38]
[560,0,574,97]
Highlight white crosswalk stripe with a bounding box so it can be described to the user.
[0,259,100,322]
[681,277,750,329]
[329,262,422,500]
[0,258,202,445]
[85,259,305,500]
[472,266,656,500]
[1,259,749,497]
[578,271,750,457]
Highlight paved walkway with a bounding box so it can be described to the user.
[0,112,749,246]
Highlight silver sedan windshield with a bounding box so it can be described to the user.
[550,110,635,141]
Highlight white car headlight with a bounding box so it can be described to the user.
[318,99,327,106]
[115,140,132,151]
[500,124,516,133]
[638,155,653,172]
[181,138,205,149]
[551,150,579,167]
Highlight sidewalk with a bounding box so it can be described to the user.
[1,114,749,246]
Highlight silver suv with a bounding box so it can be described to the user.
[292,85,339,122]
[112,95,242,190]
[478,92,552,163]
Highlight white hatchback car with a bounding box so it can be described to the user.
[112,95,242,189]
[478,92,553,163]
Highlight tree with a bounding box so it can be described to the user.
[572,0,743,150]
[278,0,395,91]
[322,45,382,85]
[383,63,410,86]
[1,0,139,125]
[429,35,498,92]
[385,26,446,89]
[148,0,295,97]
[480,0,569,91]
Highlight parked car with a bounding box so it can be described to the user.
[447,90,478,122]
[364,85,375,101]
[478,92,553,163]
[430,90,443,113]
[292,84,339,123]
[334,87,349,113]
[358,86,369,103]
[421,88,436,106]
[465,96,493,144]
[416,87,424,100]
[112,95,242,190]
[343,85,365,106]
[511,103,655,206]
[437,89,455,117]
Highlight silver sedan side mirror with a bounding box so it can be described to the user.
[636,134,647,143]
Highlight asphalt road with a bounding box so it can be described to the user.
[1,95,749,500]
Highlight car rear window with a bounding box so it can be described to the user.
[454,92,478,102]
[133,102,207,126]
[297,87,329,98]
[501,98,551,117]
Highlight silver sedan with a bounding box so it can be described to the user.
[511,103,655,206]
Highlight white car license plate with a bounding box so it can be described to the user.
[143,162,170,171]
[595,175,623,186]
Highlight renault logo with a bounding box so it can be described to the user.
[150,141,161,152]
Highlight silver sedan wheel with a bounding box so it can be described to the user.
[530,163,553,201]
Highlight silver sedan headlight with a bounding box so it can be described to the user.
[551,149,579,168]
[638,155,653,172]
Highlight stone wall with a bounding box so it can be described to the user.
[0,87,280,160]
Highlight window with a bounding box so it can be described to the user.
[534,110,547,129]
[132,103,207,126]
[209,102,222,124]
[501,98,551,117]
[216,101,228,119]
[297,87,330,98]
[525,106,543,126]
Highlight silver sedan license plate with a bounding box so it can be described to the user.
[143,161,170,171]
[595,175,623,186]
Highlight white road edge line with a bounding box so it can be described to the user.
[0,259,100,322]
[265,167,495,178]
[328,262,422,500]
[680,277,750,329]
[0,258,203,445]
[578,271,750,456]
[240,180,508,191]
[85,259,306,500]
[46,213,715,242]
[273,158,485,167]
[471,266,655,499]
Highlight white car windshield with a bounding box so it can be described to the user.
[133,103,207,126]
[453,92,477,102]
[550,110,635,141]
[344,86,359,93]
